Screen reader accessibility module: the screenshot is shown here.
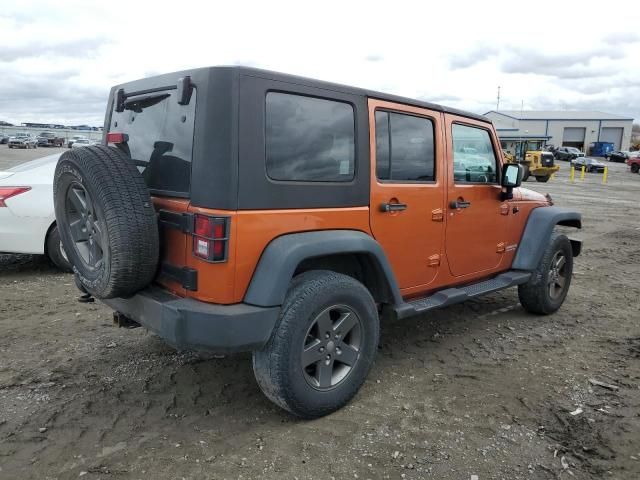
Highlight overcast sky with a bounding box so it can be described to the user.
[1,0,639,126]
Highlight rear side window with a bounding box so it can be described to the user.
[265,92,355,182]
[109,89,196,195]
[452,124,498,184]
[375,111,435,182]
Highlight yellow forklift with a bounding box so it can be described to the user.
[503,141,559,183]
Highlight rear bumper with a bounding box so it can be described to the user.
[101,287,280,353]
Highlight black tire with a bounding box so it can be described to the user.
[53,145,159,299]
[631,164,640,174]
[46,224,72,272]
[253,270,380,418]
[522,165,530,182]
[518,232,573,315]
[535,175,550,183]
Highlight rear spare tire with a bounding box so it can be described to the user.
[53,145,159,299]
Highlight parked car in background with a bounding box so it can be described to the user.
[606,151,629,162]
[70,138,96,149]
[8,133,38,149]
[627,156,640,173]
[572,157,606,173]
[0,134,9,144]
[554,146,584,161]
[36,131,65,147]
[67,135,88,148]
[0,153,70,271]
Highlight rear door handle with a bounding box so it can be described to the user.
[380,202,407,212]
[449,199,471,209]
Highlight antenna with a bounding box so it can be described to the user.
[496,86,501,111]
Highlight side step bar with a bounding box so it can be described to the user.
[394,270,532,320]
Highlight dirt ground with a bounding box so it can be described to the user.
[1,150,639,480]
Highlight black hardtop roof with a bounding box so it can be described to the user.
[116,65,490,124]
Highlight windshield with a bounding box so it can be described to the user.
[109,88,196,196]
[568,147,580,153]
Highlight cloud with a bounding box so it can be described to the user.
[449,46,498,69]
[603,32,640,45]
[499,47,624,79]
[0,36,109,62]
[1,0,639,126]
[364,54,384,62]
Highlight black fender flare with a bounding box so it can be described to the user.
[512,206,582,271]
[243,230,403,307]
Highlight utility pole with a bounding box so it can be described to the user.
[496,86,501,111]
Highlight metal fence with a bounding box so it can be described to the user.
[0,125,103,143]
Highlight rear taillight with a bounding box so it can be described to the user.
[192,214,229,262]
[106,132,129,144]
[0,187,31,207]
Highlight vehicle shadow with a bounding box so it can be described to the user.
[0,253,61,276]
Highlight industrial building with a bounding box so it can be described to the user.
[485,110,633,158]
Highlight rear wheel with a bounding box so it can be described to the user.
[253,270,379,418]
[46,224,72,272]
[631,164,640,174]
[521,165,530,182]
[519,232,573,315]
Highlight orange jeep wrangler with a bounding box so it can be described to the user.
[53,67,582,418]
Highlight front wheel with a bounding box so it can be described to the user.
[535,175,550,183]
[253,270,379,418]
[631,164,640,174]
[522,165,530,182]
[518,232,573,315]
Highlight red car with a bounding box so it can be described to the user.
[627,156,640,173]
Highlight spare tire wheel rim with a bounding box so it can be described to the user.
[548,251,567,300]
[301,304,363,391]
[64,182,104,270]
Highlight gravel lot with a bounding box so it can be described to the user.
[0,145,67,171]
[1,148,639,480]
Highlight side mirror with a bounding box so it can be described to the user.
[502,163,523,188]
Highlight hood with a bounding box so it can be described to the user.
[0,171,15,180]
[515,187,548,203]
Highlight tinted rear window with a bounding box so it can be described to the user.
[265,92,355,182]
[109,89,196,195]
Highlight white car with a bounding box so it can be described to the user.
[71,138,95,149]
[0,153,71,271]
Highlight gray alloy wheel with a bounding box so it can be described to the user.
[547,251,567,301]
[64,182,104,270]
[302,304,363,390]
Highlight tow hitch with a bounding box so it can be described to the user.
[113,311,141,329]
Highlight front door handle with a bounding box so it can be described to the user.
[449,199,471,209]
[380,202,407,212]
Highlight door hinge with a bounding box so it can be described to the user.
[431,208,444,222]
[496,242,506,253]
[158,210,194,234]
[500,204,509,215]
[159,263,198,291]
[428,254,441,267]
